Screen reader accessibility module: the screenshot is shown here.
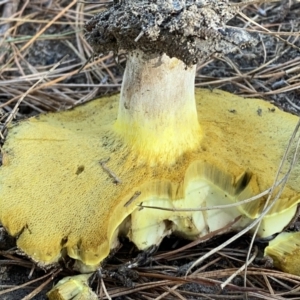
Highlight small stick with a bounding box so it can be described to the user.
[99,158,122,184]
[101,277,112,300]
[134,31,144,42]
[77,53,94,74]
[137,175,288,213]
[124,191,141,207]
[220,246,258,289]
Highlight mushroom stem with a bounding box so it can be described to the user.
[114,50,201,163]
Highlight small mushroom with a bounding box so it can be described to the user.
[0,0,299,297]
[46,274,97,300]
[264,232,300,276]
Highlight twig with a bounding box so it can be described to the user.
[124,191,141,207]
[99,158,122,184]
[101,278,112,300]
[285,96,300,111]
[138,175,288,213]
[221,246,258,289]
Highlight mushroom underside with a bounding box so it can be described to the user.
[265,232,300,276]
[0,88,299,270]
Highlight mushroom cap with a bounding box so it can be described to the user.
[85,0,256,65]
[0,89,299,268]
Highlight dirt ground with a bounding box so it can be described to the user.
[0,0,300,299]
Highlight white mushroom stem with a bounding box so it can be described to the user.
[114,50,202,163]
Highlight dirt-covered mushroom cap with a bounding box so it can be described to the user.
[85,0,256,65]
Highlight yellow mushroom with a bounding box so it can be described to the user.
[0,0,299,298]
[0,78,299,269]
[265,232,300,276]
[46,274,97,300]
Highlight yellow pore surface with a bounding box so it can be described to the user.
[0,89,299,268]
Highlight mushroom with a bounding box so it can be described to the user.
[0,0,300,298]
[264,232,300,276]
[46,274,97,300]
